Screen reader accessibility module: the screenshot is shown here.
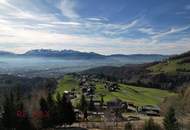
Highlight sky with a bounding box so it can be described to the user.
[0,0,190,55]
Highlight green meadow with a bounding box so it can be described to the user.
[54,75,176,106]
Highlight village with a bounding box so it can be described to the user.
[60,74,162,129]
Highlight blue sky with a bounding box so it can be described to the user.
[0,0,190,54]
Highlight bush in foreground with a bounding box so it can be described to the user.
[143,118,162,130]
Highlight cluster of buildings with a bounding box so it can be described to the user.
[67,74,161,119]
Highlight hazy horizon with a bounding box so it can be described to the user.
[0,48,176,55]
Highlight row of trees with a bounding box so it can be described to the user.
[1,90,181,130]
[39,92,76,128]
[1,91,76,130]
[1,92,33,130]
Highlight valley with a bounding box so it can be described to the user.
[0,49,168,77]
[0,50,190,130]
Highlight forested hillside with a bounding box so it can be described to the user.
[83,51,190,90]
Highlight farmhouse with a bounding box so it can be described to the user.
[140,105,160,116]
[126,102,137,112]
[104,81,120,92]
[107,99,123,110]
[63,90,76,99]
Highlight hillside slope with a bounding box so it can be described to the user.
[148,51,190,74]
[54,75,175,106]
[83,51,190,90]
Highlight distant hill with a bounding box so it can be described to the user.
[148,51,190,74]
[0,49,168,61]
[0,51,15,56]
[83,51,190,90]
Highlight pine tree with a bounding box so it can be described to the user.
[56,92,61,103]
[2,92,17,129]
[164,107,180,130]
[55,93,62,126]
[56,94,75,127]
[39,97,49,128]
[63,97,76,126]
[79,94,88,120]
[2,91,33,130]
[16,102,33,130]
[88,96,95,111]
[100,94,104,107]
[47,92,57,127]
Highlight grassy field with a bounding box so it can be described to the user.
[54,75,176,106]
[148,59,190,75]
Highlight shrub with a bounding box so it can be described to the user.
[163,107,180,130]
[124,121,133,130]
[143,118,162,130]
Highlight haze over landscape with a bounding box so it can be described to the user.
[0,0,190,130]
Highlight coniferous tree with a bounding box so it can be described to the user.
[79,94,88,120]
[88,96,95,111]
[163,107,180,130]
[16,102,33,130]
[47,92,57,127]
[55,92,63,125]
[56,92,61,103]
[57,94,75,127]
[39,97,49,128]
[63,97,76,126]
[2,91,33,130]
[100,95,104,107]
[2,92,17,129]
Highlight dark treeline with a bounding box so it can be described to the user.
[0,74,57,106]
[1,90,76,130]
[83,65,190,90]
[1,90,182,130]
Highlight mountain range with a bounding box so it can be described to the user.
[0,49,168,61]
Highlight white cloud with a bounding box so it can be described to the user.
[58,0,79,19]
[84,19,138,36]
[106,20,138,30]
[152,25,190,40]
[86,17,109,22]
[51,21,81,25]
[138,27,156,35]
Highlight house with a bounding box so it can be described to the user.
[107,99,123,110]
[127,102,137,112]
[63,91,76,99]
[74,109,82,121]
[104,82,120,92]
[140,105,160,116]
[81,81,96,95]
